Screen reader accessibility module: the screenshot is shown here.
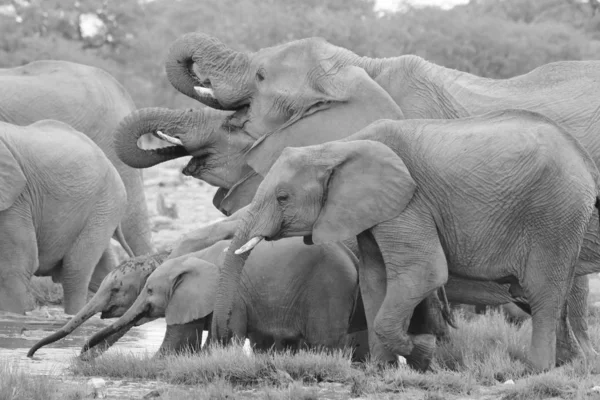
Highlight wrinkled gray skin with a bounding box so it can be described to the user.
[224,111,600,372]
[81,238,371,361]
[114,64,452,356]
[0,120,134,315]
[0,60,153,256]
[27,250,171,358]
[163,34,600,356]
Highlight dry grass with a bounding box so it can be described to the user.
[0,361,85,400]
[71,341,356,385]
[67,305,600,399]
[29,277,63,307]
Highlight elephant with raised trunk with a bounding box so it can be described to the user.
[27,250,171,358]
[162,33,600,364]
[218,110,600,372]
[114,66,403,216]
[0,119,134,315]
[0,60,153,256]
[80,238,371,361]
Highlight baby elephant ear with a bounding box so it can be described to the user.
[165,258,219,325]
[0,140,26,211]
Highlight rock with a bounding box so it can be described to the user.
[503,379,515,385]
[273,369,294,385]
[143,390,162,398]
[87,378,106,398]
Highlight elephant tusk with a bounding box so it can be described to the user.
[155,130,183,146]
[194,86,216,99]
[235,237,263,255]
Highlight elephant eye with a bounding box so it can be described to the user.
[276,193,289,204]
[147,288,153,295]
[256,69,265,82]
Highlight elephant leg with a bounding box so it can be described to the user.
[566,275,596,361]
[408,291,450,342]
[356,231,396,364]
[370,214,448,372]
[0,212,38,314]
[522,249,578,371]
[87,248,118,293]
[346,330,370,363]
[61,228,113,315]
[555,301,582,366]
[157,318,205,356]
[248,333,276,352]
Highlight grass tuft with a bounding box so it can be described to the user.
[0,360,85,400]
[66,300,600,399]
[71,342,355,386]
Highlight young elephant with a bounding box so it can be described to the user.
[27,250,171,358]
[219,110,600,372]
[81,238,368,360]
[0,119,134,315]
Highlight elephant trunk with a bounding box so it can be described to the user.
[114,107,203,169]
[211,205,280,342]
[27,289,109,358]
[165,32,252,110]
[80,294,148,355]
[210,210,263,342]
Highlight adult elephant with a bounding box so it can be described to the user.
[80,238,370,362]
[164,32,600,356]
[224,111,600,372]
[0,119,134,315]
[0,60,153,255]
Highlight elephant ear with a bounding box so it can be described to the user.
[212,188,228,213]
[0,140,27,211]
[312,139,416,244]
[219,171,264,216]
[245,66,404,177]
[165,258,219,325]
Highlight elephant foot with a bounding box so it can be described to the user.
[404,334,436,372]
[555,308,583,367]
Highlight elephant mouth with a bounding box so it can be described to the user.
[182,155,209,178]
[100,305,119,319]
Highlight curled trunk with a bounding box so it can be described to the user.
[27,291,109,357]
[114,108,193,169]
[165,32,251,110]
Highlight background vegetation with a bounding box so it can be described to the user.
[2,0,599,113]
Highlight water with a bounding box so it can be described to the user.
[0,306,170,375]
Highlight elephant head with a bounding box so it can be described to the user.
[114,107,255,190]
[125,61,403,215]
[27,250,170,358]
[212,138,414,342]
[81,254,219,355]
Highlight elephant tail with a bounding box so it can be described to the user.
[439,286,457,329]
[113,225,135,258]
[596,197,600,227]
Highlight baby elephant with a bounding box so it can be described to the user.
[27,251,171,358]
[0,120,133,315]
[81,238,368,360]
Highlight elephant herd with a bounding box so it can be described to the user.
[5,32,600,373]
